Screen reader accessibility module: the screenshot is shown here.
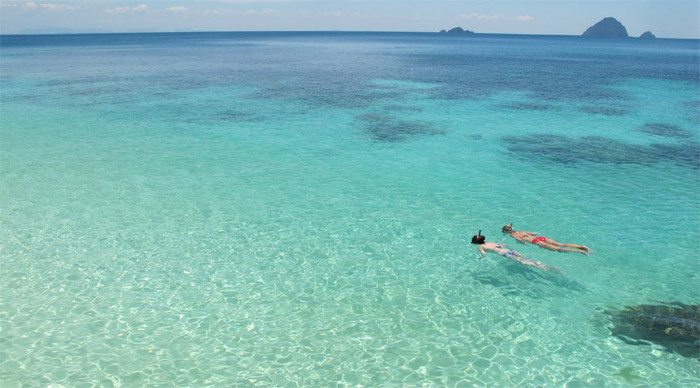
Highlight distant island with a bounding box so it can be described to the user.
[582,17,628,37]
[438,19,658,39]
[439,27,475,34]
[582,17,657,39]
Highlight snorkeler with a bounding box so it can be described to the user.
[501,224,591,255]
[471,231,558,272]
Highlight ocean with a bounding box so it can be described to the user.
[0,31,698,385]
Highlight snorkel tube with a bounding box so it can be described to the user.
[471,230,485,244]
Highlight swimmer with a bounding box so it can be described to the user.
[501,224,591,255]
[471,231,558,272]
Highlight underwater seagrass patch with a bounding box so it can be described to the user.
[382,104,425,113]
[499,102,558,112]
[217,110,265,122]
[607,302,700,358]
[356,112,444,142]
[502,134,700,169]
[636,122,692,139]
[579,106,628,116]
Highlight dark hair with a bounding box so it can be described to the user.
[501,224,513,233]
[471,230,486,244]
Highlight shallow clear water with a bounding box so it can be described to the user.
[1,32,699,386]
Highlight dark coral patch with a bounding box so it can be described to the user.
[382,104,424,113]
[357,113,443,142]
[637,123,692,139]
[502,134,700,168]
[648,143,700,167]
[66,87,114,97]
[218,110,264,122]
[580,106,628,116]
[501,102,557,112]
[608,303,700,358]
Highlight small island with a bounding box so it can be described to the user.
[639,31,656,39]
[582,17,629,38]
[439,27,475,34]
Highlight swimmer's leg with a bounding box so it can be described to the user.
[540,242,589,255]
[546,239,591,253]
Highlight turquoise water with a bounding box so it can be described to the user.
[1,32,699,385]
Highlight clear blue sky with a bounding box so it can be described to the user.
[1,0,698,38]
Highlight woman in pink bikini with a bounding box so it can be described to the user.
[501,224,591,254]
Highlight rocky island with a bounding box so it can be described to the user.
[438,18,657,39]
[439,27,475,34]
[582,17,628,38]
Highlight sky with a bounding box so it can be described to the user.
[0,0,698,38]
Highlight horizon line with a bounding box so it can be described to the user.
[1,29,697,40]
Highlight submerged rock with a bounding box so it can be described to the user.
[639,31,656,39]
[582,17,629,38]
[608,303,700,358]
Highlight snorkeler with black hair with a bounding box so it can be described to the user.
[501,224,591,255]
[471,231,558,272]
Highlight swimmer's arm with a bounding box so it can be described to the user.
[478,246,486,256]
